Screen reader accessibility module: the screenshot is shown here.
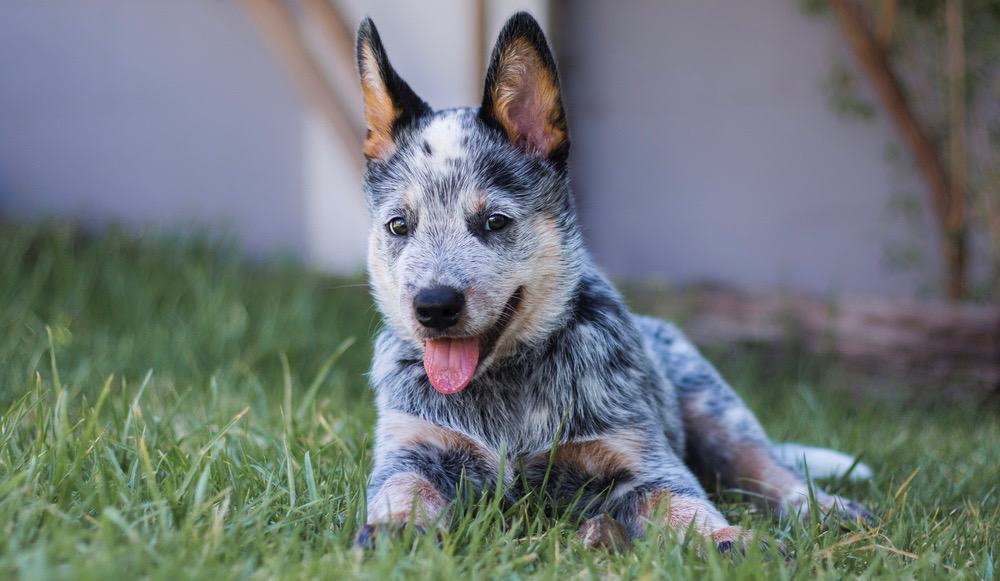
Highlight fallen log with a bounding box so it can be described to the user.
[628,284,1000,400]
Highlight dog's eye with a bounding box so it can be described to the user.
[387,217,409,236]
[485,213,511,232]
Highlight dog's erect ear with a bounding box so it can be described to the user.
[356,18,431,161]
[480,12,568,163]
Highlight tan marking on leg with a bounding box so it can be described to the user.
[601,430,648,470]
[730,445,804,505]
[377,410,501,474]
[641,491,730,540]
[368,471,448,528]
[681,394,805,507]
[551,438,638,477]
[727,444,871,523]
[523,430,646,479]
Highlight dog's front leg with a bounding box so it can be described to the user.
[592,454,755,554]
[356,410,498,547]
[529,430,750,553]
[597,483,753,554]
[357,467,451,548]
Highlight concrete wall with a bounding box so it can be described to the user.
[560,0,939,297]
[1,0,309,258]
[0,0,507,273]
[0,0,940,297]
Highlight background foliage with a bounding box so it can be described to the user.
[804,0,1000,299]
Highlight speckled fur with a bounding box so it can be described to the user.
[355,13,871,550]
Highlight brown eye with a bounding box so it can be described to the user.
[387,217,409,236]
[485,213,510,232]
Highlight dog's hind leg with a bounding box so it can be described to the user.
[635,316,872,524]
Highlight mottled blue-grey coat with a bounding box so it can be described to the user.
[355,12,871,551]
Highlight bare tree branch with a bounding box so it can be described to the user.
[946,0,968,298]
[877,0,897,48]
[241,0,364,174]
[829,0,967,299]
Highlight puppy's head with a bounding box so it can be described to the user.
[358,13,582,394]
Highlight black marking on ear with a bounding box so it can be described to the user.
[479,12,569,166]
[356,17,432,160]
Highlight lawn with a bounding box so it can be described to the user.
[0,225,997,580]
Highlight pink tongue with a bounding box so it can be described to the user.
[423,338,480,394]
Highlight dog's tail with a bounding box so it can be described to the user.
[773,443,873,481]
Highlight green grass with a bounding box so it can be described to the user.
[0,225,997,580]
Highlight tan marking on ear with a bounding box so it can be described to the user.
[367,471,448,527]
[359,42,401,160]
[490,38,566,157]
[640,492,730,540]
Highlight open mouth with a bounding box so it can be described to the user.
[422,287,523,395]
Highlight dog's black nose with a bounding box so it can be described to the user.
[414,286,465,329]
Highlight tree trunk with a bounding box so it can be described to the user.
[946,0,968,299]
[828,0,967,300]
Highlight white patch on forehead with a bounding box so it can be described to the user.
[420,114,466,172]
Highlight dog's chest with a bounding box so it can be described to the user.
[448,388,567,456]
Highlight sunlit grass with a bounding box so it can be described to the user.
[0,225,996,579]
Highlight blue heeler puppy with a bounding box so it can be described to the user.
[355,12,872,552]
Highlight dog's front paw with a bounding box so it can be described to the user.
[710,526,781,557]
[577,514,631,552]
[710,526,755,554]
[354,521,430,549]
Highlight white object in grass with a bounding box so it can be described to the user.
[774,443,874,481]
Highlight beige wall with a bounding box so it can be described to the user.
[561,0,940,297]
[0,0,945,297]
[0,0,545,274]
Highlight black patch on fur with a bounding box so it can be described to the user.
[370,443,496,500]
